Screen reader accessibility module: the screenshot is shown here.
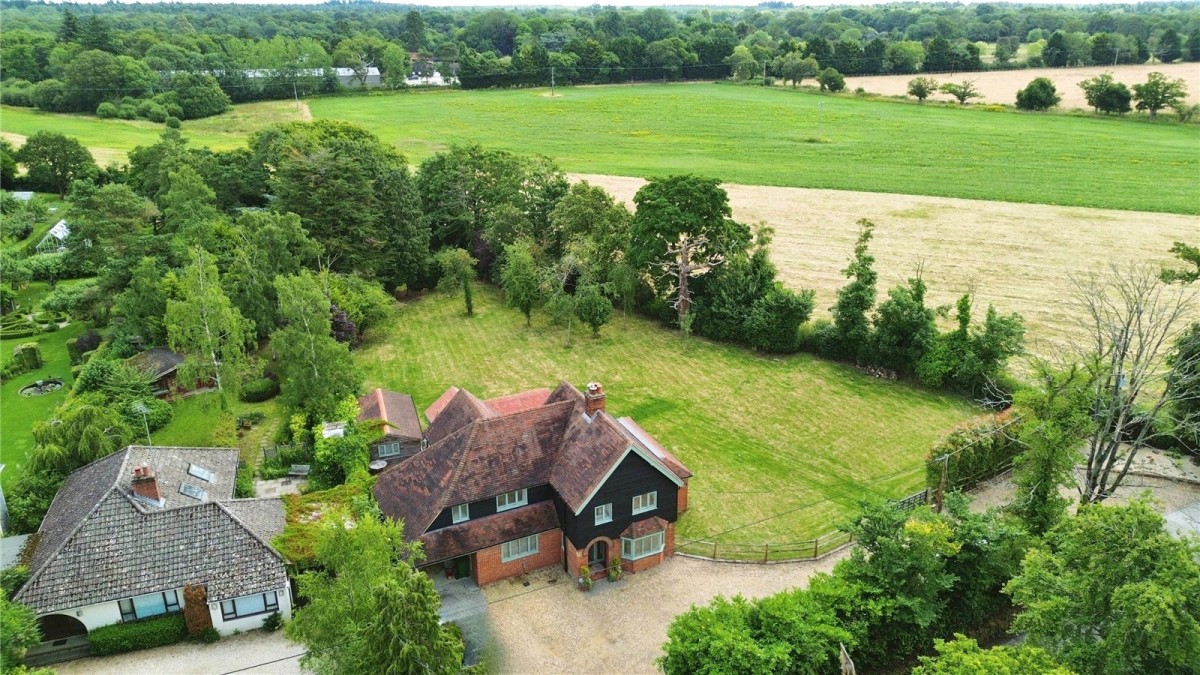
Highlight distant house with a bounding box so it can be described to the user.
[373,381,692,586]
[35,220,68,254]
[357,388,423,466]
[125,348,186,398]
[10,191,34,202]
[405,70,457,87]
[15,446,291,664]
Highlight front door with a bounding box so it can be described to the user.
[587,540,608,570]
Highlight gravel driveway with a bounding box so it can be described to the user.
[52,629,303,675]
[483,552,848,674]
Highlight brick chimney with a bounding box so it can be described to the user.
[585,382,606,416]
[131,465,162,503]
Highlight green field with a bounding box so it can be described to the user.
[309,84,1200,214]
[0,100,305,163]
[356,288,977,549]
[0,321,87,490]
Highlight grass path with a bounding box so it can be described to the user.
[355,289,977,546]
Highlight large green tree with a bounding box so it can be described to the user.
[871,272,937,375]
[271,270,360,423]
[630,175,750,328]
[14,132,96,197]
[1007,500,1200,674]
[435,248,478,317]
[1133,71,1188,118]
[1,595,44,673]
[826,220,878,362]
[223,211,322,339]
[166,247,252,398]
[288,514,463,675]
[499,239,541,326]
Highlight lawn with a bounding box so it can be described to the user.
[309,83,1200,214]
[153,394,281,465]
[355,288,978,550]
[0,321,87,490]
[0,100,306,164]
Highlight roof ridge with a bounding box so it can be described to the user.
[375,387,387,421]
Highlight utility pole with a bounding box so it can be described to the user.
[1113,49,1119,67]
[293,81,300,111]
[762,61,767,85]
[550,66,555,96]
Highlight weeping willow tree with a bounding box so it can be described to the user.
[29,394,133,474]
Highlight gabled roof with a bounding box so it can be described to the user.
[125,348,185,380]
[16,447,287,614]
[358,388,422,441]
[374,381,692,555]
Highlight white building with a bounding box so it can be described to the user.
[35,219,69,254]
[15,447,291,665]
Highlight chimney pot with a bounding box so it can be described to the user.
[585,382,606,416]
[131,465,162,503]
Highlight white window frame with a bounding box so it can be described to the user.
[219,591,279,621]
[451,503,470,524]
[621,531,665,560]
[495,489,528,512]
[500,534,539,562]
[377,441,402,458]
[594,503,613,525]
[632,491,657,515]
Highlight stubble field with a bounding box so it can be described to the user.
[582,174,1200,357]
[843,61,1200,110]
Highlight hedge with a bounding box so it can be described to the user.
[240,377,280,403]
[926,409,1024,493]
[88,614,188,656]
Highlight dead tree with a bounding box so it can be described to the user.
[1074,263,1197,503]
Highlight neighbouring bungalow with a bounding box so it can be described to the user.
[14,447,291,665]
[373,381,692,586]
[125,348,186,398]
[357,388,424,467]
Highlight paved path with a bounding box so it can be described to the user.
[53,629,303,675]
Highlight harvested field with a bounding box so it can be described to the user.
[844,62,1200,110]
[579,174,1200,358]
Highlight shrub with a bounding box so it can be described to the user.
[577,565,594,591]
[1016,77,1061,111]
[262,612,283,632]
[89,614,188,656]
[13,343,42,372]
[96,101,119,118]
[607,558,623,582]
[145,103,169,124]
[926,410,1024,492]
[194,627,220,644]
[235,463,255,498]
[165,116,181,129]
[240,377,280,403]
[121,397,173,434]
[0,79,34,107]
[817,68,846,93]
[745,287,815,353]
[117,104,138,120]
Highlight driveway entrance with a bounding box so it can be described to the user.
[433,571,488,666]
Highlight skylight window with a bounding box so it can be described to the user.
[188,464,215,483]
[180,483,208,501]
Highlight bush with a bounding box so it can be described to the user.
[13,343,42,372]
[121,397,174,434]
[926,410,1024,492]
[194,627,220,644]
[165,116,181,129]
[240,377,280,403]
[235,463,255,498]
[817,68,846,93]
[117,104,138,120]
[262,612,283,632]
[745,287,815,353]
[89,614,188,656]
[0,80,34,107]
[145,103,169,124]
[96,101,119,118]
[1016,77,1061,111]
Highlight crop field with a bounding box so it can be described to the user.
[356,289,977,549]
[584,175,1200,357]
[309,83,1199,214]
[844,61,1200,111]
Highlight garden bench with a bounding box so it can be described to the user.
[288,464,310,477]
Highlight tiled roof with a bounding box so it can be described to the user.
[16,447,288,614]
[420,501,559,564]
[358,389,422,441]
[484,388,551,416]
[622,516,669,539]
[374,381,692,544]
[424,387,460,424]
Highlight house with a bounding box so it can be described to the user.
[125,348,186,398]
[15,446,291,664]
[357,388,424,466]
[35,220,69,254]
[373,381,692,586]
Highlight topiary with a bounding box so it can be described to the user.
[239,377,280,403]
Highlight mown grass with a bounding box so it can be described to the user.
[310,83,1200,214]
[0,321,87,490]
[153,393,281,464]
[354,288,977,547]
[0,100,305,163]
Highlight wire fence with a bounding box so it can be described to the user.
[676,529,856,563]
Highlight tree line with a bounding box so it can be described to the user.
[2,2,1199,115]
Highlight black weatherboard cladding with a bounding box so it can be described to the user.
[563,451,678,549]
[425,483,556,533]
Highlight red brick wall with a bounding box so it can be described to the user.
[566,536,621,580]
[473,529,563,586]
[677,482,689,513]
[622,522,676,574]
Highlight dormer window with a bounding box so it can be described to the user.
[496,489,527,512]
[452,503,469,523]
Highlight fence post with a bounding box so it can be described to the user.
[813,538,819,558]
[712,541,718,559]
[763,544,769,563]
